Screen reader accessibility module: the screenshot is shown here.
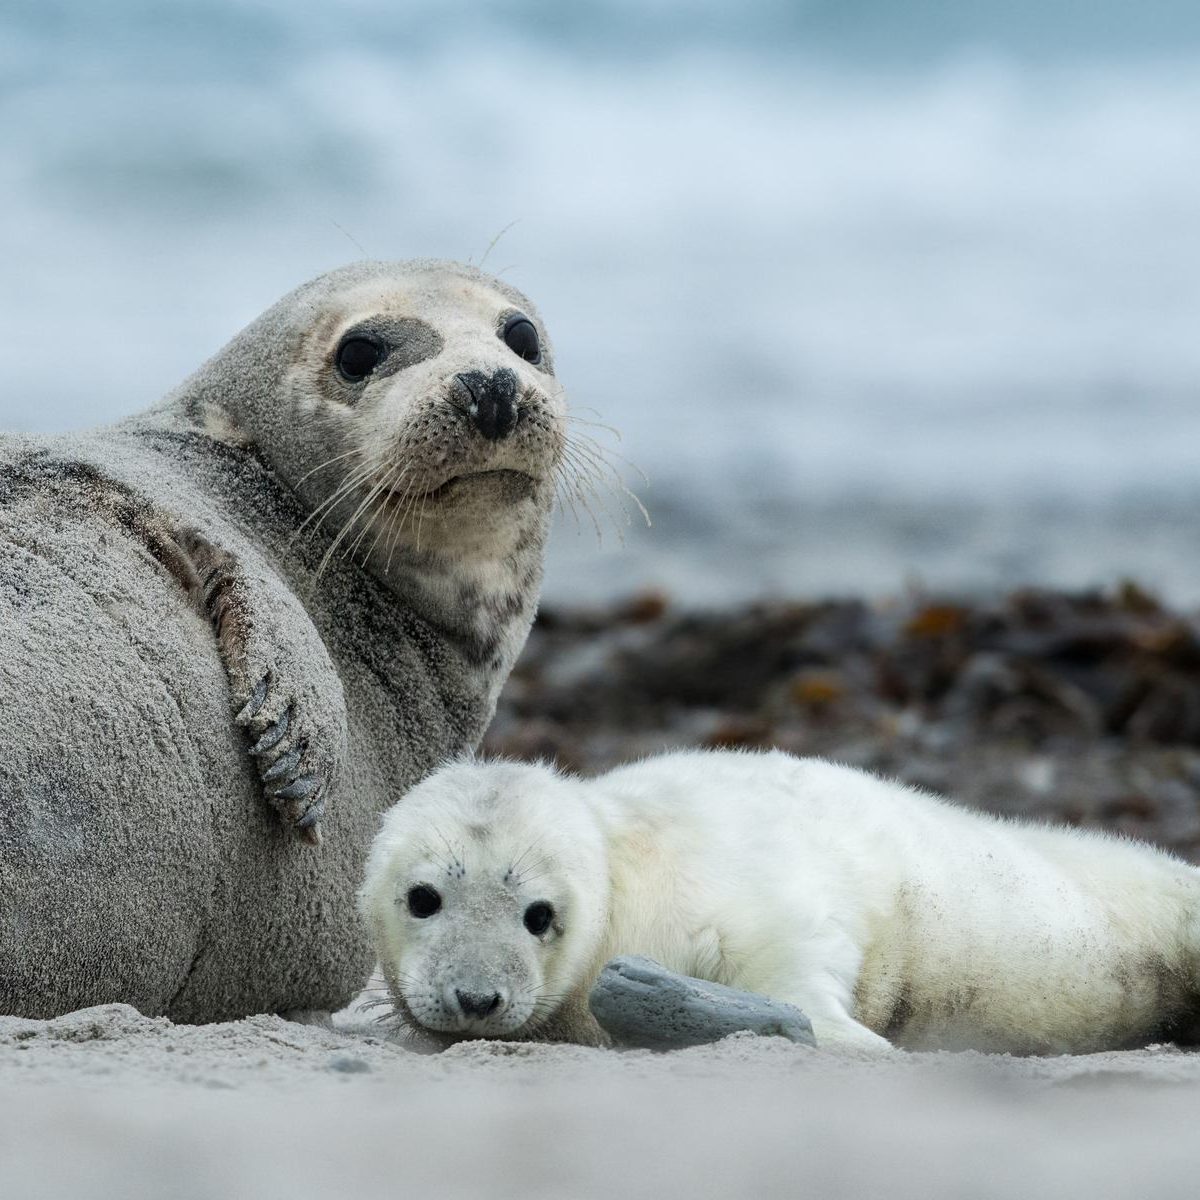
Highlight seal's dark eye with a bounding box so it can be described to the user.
[406,885,442,918]
[523,901,554,936]
[336,337,383,382]
[501,315,541,365]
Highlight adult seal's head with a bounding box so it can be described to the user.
[359,760,610,1040]
[170,260,565,598]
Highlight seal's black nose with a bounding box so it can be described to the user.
[453,369,519,441]
[455,989,503,1018]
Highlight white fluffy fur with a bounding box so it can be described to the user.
[360,750,1200,1053]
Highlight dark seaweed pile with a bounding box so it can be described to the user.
[485,584,1200,860]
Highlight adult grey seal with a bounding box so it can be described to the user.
[0,260,566,1021]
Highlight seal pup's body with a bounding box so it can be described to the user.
[361,751,1200,1054]
[1,261,566,1021]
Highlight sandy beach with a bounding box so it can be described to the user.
[5,999,1200,1200]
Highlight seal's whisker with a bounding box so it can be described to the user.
[376,473,420,571]
[564,400,615,424]
[508,839,545,874]
[384,480,421,572]
[357,996,398,1012]
[318,469,395,576]
[569,429,650,487]
[292,463,375,540]
[294,448,362,487]
[475,218,520,271]
[555,454,607,542]
[550,463,590,536]
[564,412,624,440]
[291,460,378,547]
[509,850,555,886]
[566,435,652,513]
[349,463,404,561]
[344,483,392,561]
[368,465,417,564]
[558,446,632,545]
[391,467,432,559]
[428,826,466,875]
[562,438,651,533]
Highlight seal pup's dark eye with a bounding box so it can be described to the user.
[523,901,554,936]
[407,885,442,918]
[336,337,383,382]
[501,314,541,365]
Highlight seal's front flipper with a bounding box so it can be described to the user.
[587,955,816,1050]
[173,526,348,846]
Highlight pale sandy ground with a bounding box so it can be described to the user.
[3,1000,1200,1200]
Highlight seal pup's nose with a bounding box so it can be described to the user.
[454,988,504,1018]
[453,369,519,441]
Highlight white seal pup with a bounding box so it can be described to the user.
[0,260,569,1021]
[361,750,1200,1054]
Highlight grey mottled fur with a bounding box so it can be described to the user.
[0,260,564,1021]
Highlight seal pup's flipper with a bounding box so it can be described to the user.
[588,956,817,1051]
[174,526,348,845]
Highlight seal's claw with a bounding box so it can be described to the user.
[272,774,320,802]
[297,802,326,831]
[234,676,329,841]
[299,822,324,847]
[250,706,291,756]
[261,746,302,783]
[294,801,326,848]
[236,674,270,724]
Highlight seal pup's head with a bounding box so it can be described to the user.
[359,759,609,1041]
[174,259,566,587]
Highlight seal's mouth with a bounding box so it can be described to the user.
[381,468,538,505]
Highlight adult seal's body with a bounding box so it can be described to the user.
[0,260,567,1021]
[361,750,1200,1054]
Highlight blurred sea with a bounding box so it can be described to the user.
[4,0,1200,603]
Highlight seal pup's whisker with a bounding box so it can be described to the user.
[508,839,547,880]
[427,825,467,876]
[357,995,399,1012]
